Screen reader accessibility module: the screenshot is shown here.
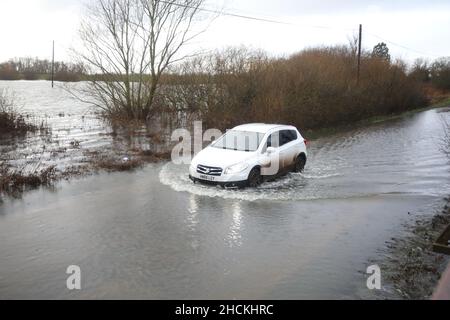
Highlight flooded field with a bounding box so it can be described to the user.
[0,81,174,179]
[0,81,449,299]
[0,81,108,171]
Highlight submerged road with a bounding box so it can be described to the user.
[0,108,449,299]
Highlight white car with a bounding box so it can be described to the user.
[189,124,308,188]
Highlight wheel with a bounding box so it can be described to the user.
[294,155,306,173]
[247,167,262,188]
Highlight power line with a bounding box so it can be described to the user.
[160,0,291,25]
[160,0,355,31]
[364,30,443,58]
[48,1,445,61]
[162,1,445,58]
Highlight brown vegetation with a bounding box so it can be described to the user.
[162,45,428,131]
[411,57,450,91]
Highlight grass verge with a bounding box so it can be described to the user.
[380,200,450,299]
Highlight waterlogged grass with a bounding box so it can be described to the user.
[0,149,171,198]
[92,158,145,172]
[90,149,171,172]
[0,89,48,135]
[0,163,57,198]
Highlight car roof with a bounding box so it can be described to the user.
[231,123,295,134]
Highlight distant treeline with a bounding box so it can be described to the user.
[0,58,86,82]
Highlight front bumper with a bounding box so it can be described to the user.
[189,175,248,188]
[189,165,250,188]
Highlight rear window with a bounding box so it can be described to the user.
[280,130,298,146]
[266,130,298,148]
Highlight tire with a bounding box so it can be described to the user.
[294,155,306,173]
[247,167,262,188]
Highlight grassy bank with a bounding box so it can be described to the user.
[379,199,450,299]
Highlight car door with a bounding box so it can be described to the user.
[279,130,299,169]
[260,131,282,176]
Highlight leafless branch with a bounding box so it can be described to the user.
[74,0,208,122]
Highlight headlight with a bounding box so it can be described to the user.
[225,163,249,175]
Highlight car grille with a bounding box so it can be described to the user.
[197,165,223,176]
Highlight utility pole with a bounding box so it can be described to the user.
[357,24,362,85]
[51,40,55,88]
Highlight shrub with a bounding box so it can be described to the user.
[168,45,427,131]
[431,58,450,91]
[409,59,431,83]
[0,89,38,134]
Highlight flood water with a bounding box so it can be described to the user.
[0,81,109,172]
[0,81,449,299]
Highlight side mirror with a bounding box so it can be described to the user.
[267,147,276,155]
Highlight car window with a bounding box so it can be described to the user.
[212,130,265,152]
[266,131,281,149]
[264,130,298,152]
[280,130,298,146]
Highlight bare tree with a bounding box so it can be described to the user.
[76,0,206,121]
[347,33,359,58]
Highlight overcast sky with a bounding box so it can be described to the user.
[0,0,449,63]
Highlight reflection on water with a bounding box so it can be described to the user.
[186,194,199,232]
[0,83,449,299]
[228,201,243,248]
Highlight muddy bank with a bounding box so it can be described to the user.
[376,199,450,299]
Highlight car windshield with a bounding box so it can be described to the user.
[212,130,265,152]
